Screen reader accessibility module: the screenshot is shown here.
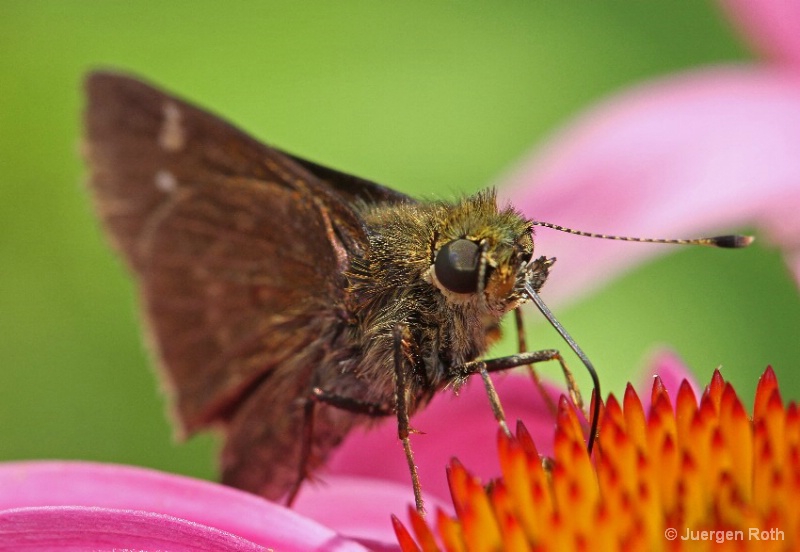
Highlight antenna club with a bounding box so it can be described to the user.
[712,234,755,249]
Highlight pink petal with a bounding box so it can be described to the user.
[294,475,449,550]
[498,66,800,304]
[719,0,800,68]
[0,507,264,552]
[327,375,565,503]
[0,461,367,552]
[639,349,700,412]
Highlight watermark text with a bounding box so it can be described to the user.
[663,527,784,543]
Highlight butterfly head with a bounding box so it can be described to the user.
[427,190,544,314]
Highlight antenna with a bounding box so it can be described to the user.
[531,221,754,248]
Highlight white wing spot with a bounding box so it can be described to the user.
[155,170,178,193]
[158,101,186,152]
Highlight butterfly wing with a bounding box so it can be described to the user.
[286,153,411,206]
[84,72,392,498]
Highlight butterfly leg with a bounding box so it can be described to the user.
[287,387,393,507]
[392,322,425,514]
[486,348,582,410]
[515,308,555,416]
[453,348,585,443]
[309,323,425,514]
[489,346,583,409]
[309,388,394,416]
[284,399,317,507]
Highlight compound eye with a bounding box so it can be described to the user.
[434,239,481,294]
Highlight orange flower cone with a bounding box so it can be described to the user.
[395,367,798,551]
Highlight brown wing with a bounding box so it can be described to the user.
[144,178,365,499]
[286,153,412,206]
[83,72,366,437]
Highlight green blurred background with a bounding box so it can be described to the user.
[2,1,798,482]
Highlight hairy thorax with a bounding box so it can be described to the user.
[341,191,534,411]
